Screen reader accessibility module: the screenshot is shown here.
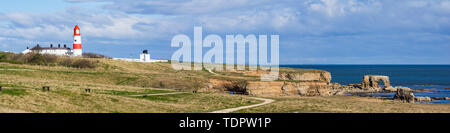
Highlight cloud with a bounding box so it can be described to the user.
[0,0,449,63]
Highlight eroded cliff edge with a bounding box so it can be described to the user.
[203,68,333,96]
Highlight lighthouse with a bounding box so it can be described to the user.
[73,25,82,56]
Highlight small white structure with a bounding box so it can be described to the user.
[113,50,168,63]
[140,50,151,62]
[22,44,72,56]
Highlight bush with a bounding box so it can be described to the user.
[58,58,73,67]
[71,59,97,68]
[19,53,57,65]
[0,52,98,69]
[83,53,109,58]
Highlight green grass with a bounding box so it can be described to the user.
[0,89,27,96]
[139,93,194,102]
[137,92,263,112]
[116,77,138,85]
[97,89,172,96]
[236,96,450,113]
[0,83,27,88]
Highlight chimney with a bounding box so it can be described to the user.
[64,44,67,48]
[58,44,61,48]
[27,46,29,49]
[50,44,53,48]
[143,50,148,54]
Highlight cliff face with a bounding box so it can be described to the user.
[279,71,331,83]
[246,81,330,96]
[205,70,332,96]
[246,71,331,96]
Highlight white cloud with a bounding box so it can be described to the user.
[0,0,449,63]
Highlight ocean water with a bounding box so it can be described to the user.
[281,65,450,103]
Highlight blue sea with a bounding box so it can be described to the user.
[281,65,450,103]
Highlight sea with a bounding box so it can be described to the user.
[281,65,450,103]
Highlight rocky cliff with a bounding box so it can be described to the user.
[204,70,332,96]
[279,71,331,83]
[246,81,330,96]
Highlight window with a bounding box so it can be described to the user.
[76,29,79,34]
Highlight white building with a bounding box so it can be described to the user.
[21,25,83,56]
[22,44,72,56]
[113,50,168,63]
[140,50,151,62]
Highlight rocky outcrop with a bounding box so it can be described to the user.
[279,72,331,83]
[241,70,332,83]
[394,87,415,103]
[328,83,371,95]
[245,71,331,96]
[205,70,333,96]
[431,97,450,100]
[361,75,391,90]
[415,97,432,102]
[384,86,410,92]
[246,81,330,96]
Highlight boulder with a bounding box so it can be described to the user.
[246,81,330,96]
[279,71,331,83]
[414,97,432,102]
[332,90,346,96]
[384,86,397,92]
[395,87,411,91]
[394,87,415,103]
[384,86,412,92]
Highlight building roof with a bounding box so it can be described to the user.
[30,45,71,50]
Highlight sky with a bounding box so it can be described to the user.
[0,0,449,64]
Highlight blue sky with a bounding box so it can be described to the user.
[0,0,449,64]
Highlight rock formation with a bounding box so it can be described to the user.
[394,87,415,103]
[361,75,391,90]
[246,81,330,96]
[205,70,332,96]
[384,86,410,92]
[279,72,331,83]
[415,97,432,102]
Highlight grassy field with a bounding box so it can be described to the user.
[237,96,450,113]
[0,56,449,113]
[0,74,262,113]
[0,58,264,113]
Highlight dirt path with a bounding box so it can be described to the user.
[207,69,218,75]
[210,97,274,113]
[127,91,274,113]
[128,92,187,97]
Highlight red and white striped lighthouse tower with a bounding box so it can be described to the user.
[73,25,82,56]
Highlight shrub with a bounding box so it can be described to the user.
[83,53,109,58]
[28,54,46,65]
[70,59,97,69]
[20,53,58,65]
[0,52,98,69]
[58,58,73,67]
